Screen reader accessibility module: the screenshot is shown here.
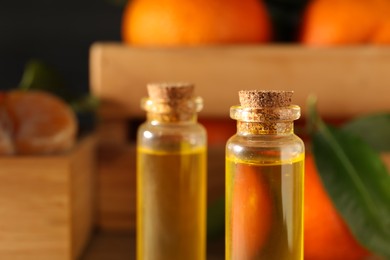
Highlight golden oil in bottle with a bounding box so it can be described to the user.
[137,83,207,260]
[225,90,304,260]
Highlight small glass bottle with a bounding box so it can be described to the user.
[225,90,304,260]
[137,83,207,260]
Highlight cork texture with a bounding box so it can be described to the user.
[239,90,293,108]
[143,82,201,122]
[147,82,194,101]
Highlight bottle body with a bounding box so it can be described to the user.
[226,130,304,260]
[137,120,207,260]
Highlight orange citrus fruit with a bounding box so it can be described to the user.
[122,0,271,46]
[0,92,14,155]
[300,0,379,45]
[0,90,77,155]
[231,163,272,259]
[372,21,390,44]
[371,0,390,44]
[304,154,371,260]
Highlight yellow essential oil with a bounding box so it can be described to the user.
[137,83,207,260]
[225,90,305,260]
[137,147,206,260]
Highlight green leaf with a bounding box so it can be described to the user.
[18,59,70,101]
[309,102,390,258]
[207,196,225,240]
[342,113,390,152]
[70,95,100,114]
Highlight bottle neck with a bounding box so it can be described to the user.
[230,105,300,136]
[146,112,197,123]
[142,96,203,124]
[237,121,294,135]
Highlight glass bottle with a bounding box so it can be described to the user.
[137,83,207,260]
[225,90,304,260]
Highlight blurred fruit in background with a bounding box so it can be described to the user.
[301,0,390,45]
[207,110,390,259]
[20,59,98,136]
[372,20,390,44]
[0,90,77,155]
[306,99,390,260]
[231,164,272,259]
[120,0,390,45]
[0,59,99,156]
[0,94,15,155]
[304,154,370,260]
[122,0,271,46]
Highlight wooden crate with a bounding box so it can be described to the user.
[0,135,96,260]
[89,43,390,231]
[96,144,136,230]
[90,43,390,119]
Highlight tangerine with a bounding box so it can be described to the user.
[1,90,77,155]
[300,0,379,45]
[122,0,271,46]
[372,0,390,44]
[0,107,14,155]
[304,154,371,260]
[231,163,272,259]
[372,18,390,44]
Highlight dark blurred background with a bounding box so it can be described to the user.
[0,0,123,94]
[0,0,307,95]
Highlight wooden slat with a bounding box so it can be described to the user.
[70,136,97,260]
[0,157,71,260]
[81,231,225,260]
[96,145,136,230]
[90,43,390,119]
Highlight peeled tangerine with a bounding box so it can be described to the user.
[0,90,77,155]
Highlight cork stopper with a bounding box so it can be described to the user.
[147,82,194,101]
[143,82,202,122]
[239,90,293,108]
